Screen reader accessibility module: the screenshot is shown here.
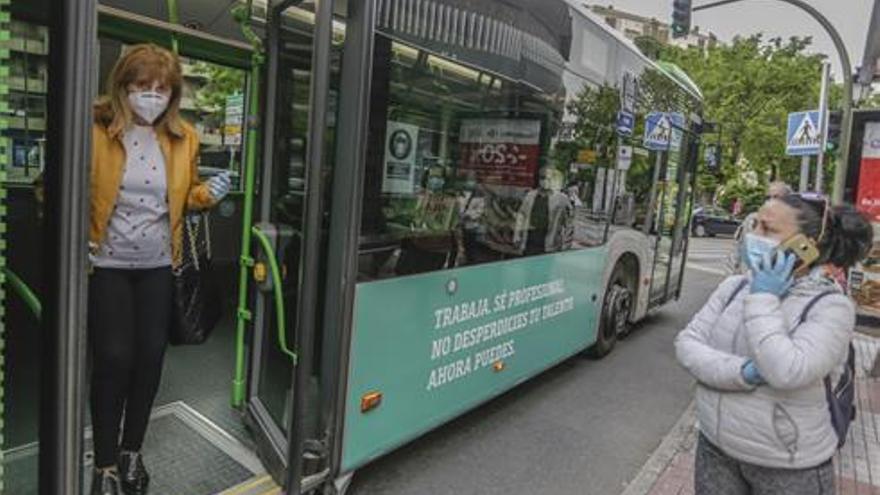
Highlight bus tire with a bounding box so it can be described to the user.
[588,263,634,358]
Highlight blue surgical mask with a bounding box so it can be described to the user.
[741,233,780,271]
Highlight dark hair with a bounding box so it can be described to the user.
[778,195,873,268]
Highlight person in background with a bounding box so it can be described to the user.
[454,169,488,266]
[676,193,872,494]
[725,181,793,274]
[565,180,584,207]
[88,44,231,495]
[514,166,573,256]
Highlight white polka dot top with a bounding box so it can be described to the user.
[93,125,173,269]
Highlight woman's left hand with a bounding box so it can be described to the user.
[207,172,232,202]
[750,251,796,296]
[741,359,766,385]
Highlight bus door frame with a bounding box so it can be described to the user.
[672,123,702,300]
[646,119,700,306]
[243,0,339,491]
[40,5,253,493]
[646,145,672,305]
[313,0,377,490]
[658,121,699,303]
[40,0,96,492]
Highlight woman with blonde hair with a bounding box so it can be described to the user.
[88,44,230,494]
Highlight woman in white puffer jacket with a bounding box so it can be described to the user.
[676,193,873,494]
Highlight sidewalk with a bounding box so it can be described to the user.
[626,334,880,495]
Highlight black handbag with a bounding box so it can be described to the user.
[169,211,221,345]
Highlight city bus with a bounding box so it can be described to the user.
[1,0,703,493]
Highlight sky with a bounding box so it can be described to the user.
[586,0,875,82]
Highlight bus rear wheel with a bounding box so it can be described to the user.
[588,264,634,358]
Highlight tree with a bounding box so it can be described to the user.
[658,35,826,203]
[190,61,246,131]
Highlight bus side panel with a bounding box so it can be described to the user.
[340,246,609,472]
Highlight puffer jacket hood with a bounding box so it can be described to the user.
[675,273,855,469]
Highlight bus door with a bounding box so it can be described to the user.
[242,1,343,490]
[647,122,698,304]
[646,147,674,304]
[2,0,95,492]
[668,126,700,300]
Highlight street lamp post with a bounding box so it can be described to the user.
[694,0,854,203]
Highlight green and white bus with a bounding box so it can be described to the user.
[1,0,703,493]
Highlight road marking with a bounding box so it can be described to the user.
[686,263,727,276]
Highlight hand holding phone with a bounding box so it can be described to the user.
[777,234,820,275]
[751,251,796,296]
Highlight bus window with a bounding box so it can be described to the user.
[357,37,578,280]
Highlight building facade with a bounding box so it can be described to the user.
[588,4,717,51]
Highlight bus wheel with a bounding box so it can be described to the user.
[588,265,633,358]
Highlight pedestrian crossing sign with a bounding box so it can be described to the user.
[786,111,821,156]
[644,112,685,151]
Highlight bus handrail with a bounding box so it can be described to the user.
[3,267,42,321]
[251,226,298,364]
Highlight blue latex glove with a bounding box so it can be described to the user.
[750,250,796,296]
[741,359,766,385]
[207,172,232,202]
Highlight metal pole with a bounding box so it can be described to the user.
[800,155,810,192]
[43,0,95,492]
[694,0,854,203]
[816,61,830,193]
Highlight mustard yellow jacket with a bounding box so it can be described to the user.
[90,121,215,268]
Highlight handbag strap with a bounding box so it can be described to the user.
[185,213,201,271]
[203,211,212,260]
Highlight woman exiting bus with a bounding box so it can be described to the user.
[675,193,872,494]
[88,44,230,495]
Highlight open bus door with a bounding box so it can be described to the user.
[1,0,362,491]
[647,120,700,305]
[2,0,95,492]
[239,0,339,489]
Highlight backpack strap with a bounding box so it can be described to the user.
[723,278,749,310]
[798,290,838,323]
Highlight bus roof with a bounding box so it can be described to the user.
[565,1,705,103]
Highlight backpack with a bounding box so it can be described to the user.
[723,280,856,448]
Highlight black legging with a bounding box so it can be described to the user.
[88,267,172,468]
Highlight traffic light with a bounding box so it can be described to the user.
[826,110,842,153]
[672,0,692,38]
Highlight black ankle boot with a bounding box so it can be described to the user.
[91,468,121,495]
[118,451,150,495]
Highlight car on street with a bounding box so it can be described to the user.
[691,206,741,237]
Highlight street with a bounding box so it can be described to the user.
[349,239,732,495]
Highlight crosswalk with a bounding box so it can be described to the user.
[685,237,736,276]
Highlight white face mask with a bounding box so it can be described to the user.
[128,91,170,125]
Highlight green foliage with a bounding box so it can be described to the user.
[658,35,828,201]
[190,61,246,126]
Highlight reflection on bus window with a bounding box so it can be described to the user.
[4,20,48,184]
[357,37,624,281]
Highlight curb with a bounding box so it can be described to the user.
[620,400,696,495]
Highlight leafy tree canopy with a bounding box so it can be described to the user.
[656,34,830,208]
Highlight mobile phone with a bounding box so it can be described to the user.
[778,234,820,274]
